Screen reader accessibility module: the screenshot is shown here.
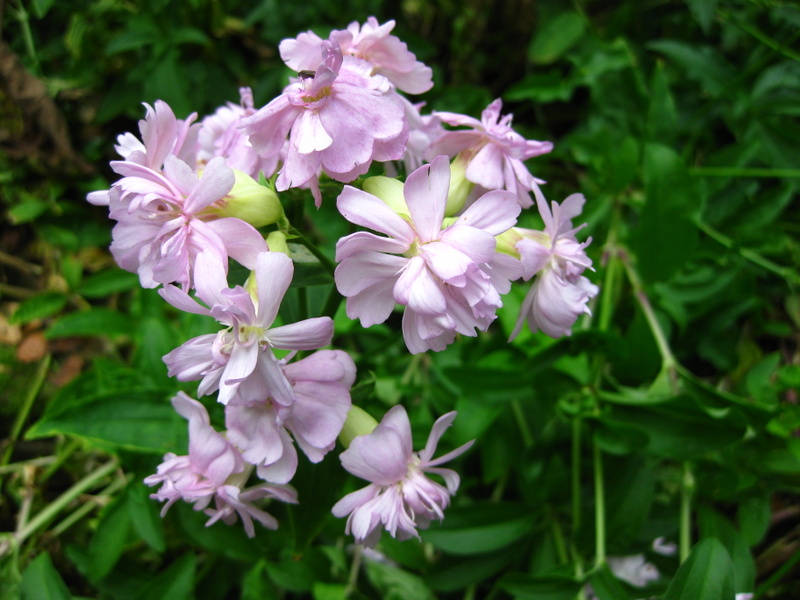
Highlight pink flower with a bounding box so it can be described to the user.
[510,191,598,339]
[161,251,334,406]
[106,155,267,289]
[335,155,522,353]
[225,349,355,484]
[331,405,473,547]
[197,87,279,179]
[87,100,199,207]
[144,392,297,537]
[280,17,433,94]
[242,40,407,206]
[428,99,553,208]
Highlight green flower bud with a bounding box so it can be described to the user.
[338,405,380,449]
[495,227,524,258]
[445,152,475,216]
[266,231,290,256]
[211,170,283,228]
[362,176,408,217]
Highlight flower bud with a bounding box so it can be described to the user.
[338,405,379,449]
[362,176,408,217]
[211,170,283,228]
[495,227,524,258]
[266,231,290,256]
[445,152,474,216]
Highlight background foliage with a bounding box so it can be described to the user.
[1,0,799,598]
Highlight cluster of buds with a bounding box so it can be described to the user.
[88,17,597,545]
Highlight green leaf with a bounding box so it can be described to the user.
[26,387,185,453]
[528,12,586,65]
[20,553,72,600]
[605,395,746,460]
[10,292,69,325]
[88,494,133,580]
[364,561,434,600]
[106,22,159,54]
[420,503,535,555]
[647,40,733,97]
[589,563,633,600]
[134,553,195,600]
[498,573,582,600]
[698,506,756,593]
[8,200,51,224]
[605,457,655,551]
[685,0,719,32]
[426,546,520,592]
[647,62,678,144]
[76,269,139,298]
[630,143,699,283]
[663,538,735,600]
[32,0,57,18]
[46,308,135,339]
[241,561,278,600]
[127,483,166,552]
[312,583,347,600]
[506,72,577,103]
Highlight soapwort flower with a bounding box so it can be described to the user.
[331,405,473,546]
[144,393,297,537]
[335,155,522,353]
[429,98,553,208]
[161,251,334,406]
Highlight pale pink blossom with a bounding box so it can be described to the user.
[242,40,407,206]
[197,87,279,179]
[161,251,334,406]
[428,99,553,208]
[280,17,433,94]
[144,392,297,537]
[335,155,522,353]
[87,100,199,206]
[511,190,598,339]
[225,349,355,484]
[332,405,473,547]
[106,155,267,289]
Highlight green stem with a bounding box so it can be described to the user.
[343,544,362,598]
[0,458,119,557]
[548,505,569,565]
[290,228,337,274]
[720,9,800,63]
[0,456,56,475]
[511,400,534,450]
[690,167,800,178]
[50,474,127,536]
[593,441,606,568]
[571,417,582,540]
[40,437,81,485]
[679,462,694,563]
[1,354,51,468]
[696,220,800,285]
[620,255,678,372]
[754,543,800,599]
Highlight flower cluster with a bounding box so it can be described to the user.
[88,15,597,545]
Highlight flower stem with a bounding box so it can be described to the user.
[290,228,337,274]
[1,354,51,468]
[511,400,534,450]
[344,544,363,598]
[690,166,800,178]
[592,440,606,568]
[0,458,119,558]
[695,220,800,285]
[620,254,678,374]
[679,462,694,563]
